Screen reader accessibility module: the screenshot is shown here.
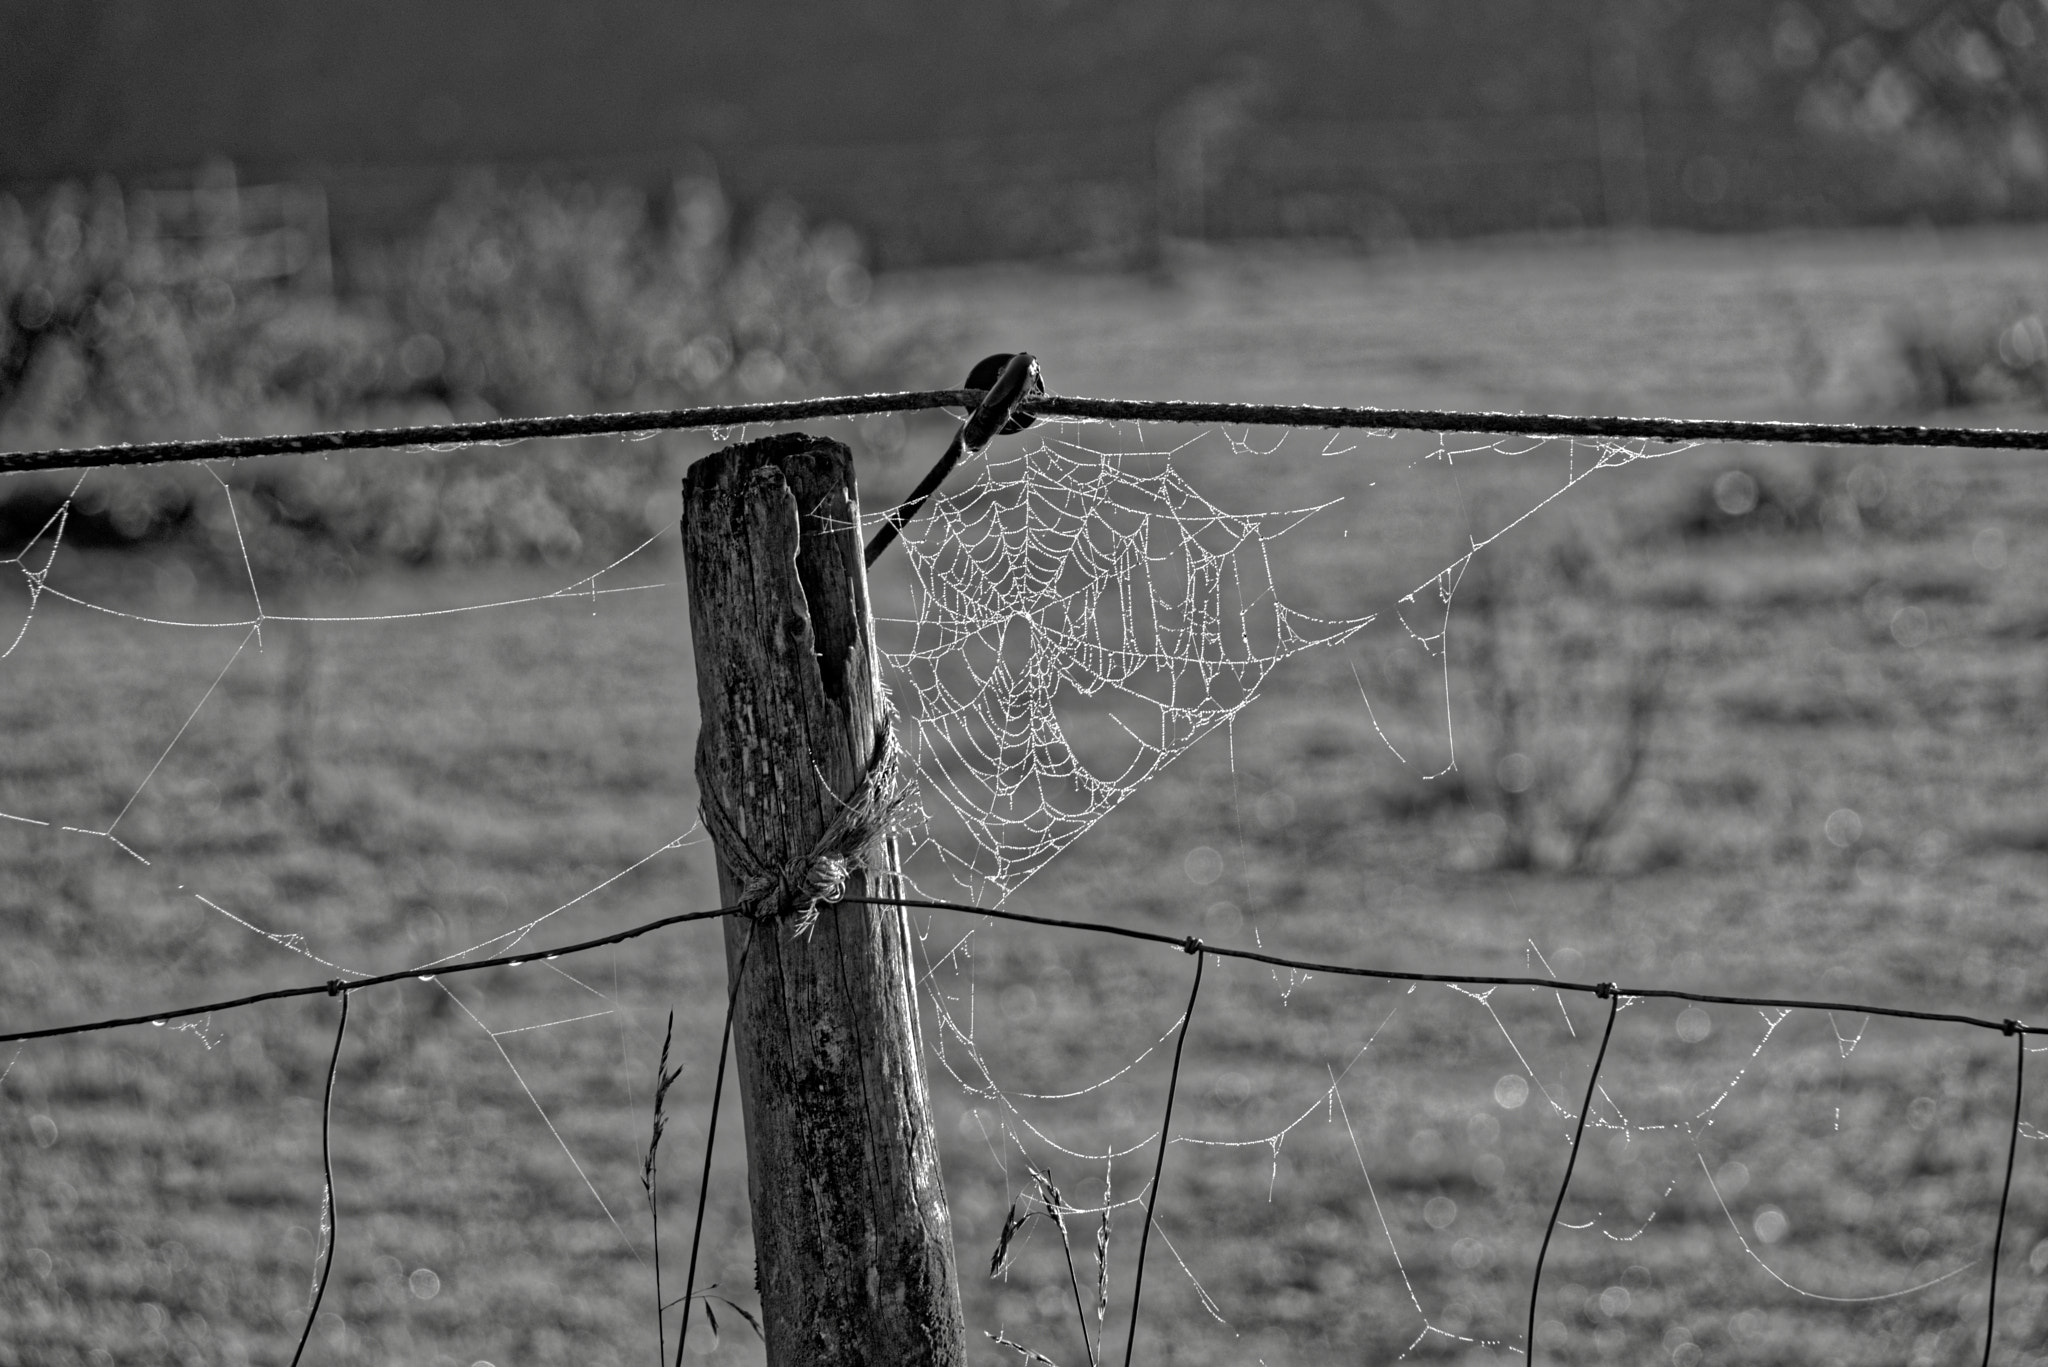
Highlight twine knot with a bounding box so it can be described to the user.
[2005,1018,2021,1036]
[699,722,910,937]
[326,979,344,997]
[1181,936,1203,956]
[1595,982,1616,999]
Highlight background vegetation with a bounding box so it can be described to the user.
[0,172,915,572]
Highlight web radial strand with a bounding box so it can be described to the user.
[885,431,1368,898]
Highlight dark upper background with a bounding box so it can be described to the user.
[6,0,2046,265]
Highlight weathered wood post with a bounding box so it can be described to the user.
[680,431,965,1366]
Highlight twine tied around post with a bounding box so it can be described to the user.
[697,722,912,936]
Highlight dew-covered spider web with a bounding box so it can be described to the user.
[881,430,1368,896]
[877,419,1682,900]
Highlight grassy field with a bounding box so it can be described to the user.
[5,226,2048,1367]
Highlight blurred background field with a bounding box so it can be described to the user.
[7,1,2048,1363]
[9,0,2048,260]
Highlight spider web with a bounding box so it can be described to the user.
[882,428,1370,897]
[879,420,1674,899]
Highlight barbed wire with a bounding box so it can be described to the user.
[5,389,2048,477]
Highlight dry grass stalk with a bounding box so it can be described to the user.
[1093,1167,1111,1349]
[986,1163,1102,1366]
[990,1201,1030,1278]
[660,1282,762,1348]
[644,1006,761,1355]
[642,1011,684,1363]
[1030,1165,1098,1366]
[987,1328,1066,1365]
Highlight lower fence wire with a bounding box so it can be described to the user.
[4,891,2037,1363]
[1524,989,1620,1367]
[12,894,2032,1048]
[288,986,350,1367]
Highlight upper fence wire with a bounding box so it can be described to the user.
[5,387,2048,477]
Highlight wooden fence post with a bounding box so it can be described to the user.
[680,431,965,1367]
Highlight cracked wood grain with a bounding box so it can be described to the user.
[682,432,964,1367]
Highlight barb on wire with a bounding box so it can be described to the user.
[1122,939,1205,1367]
[1981,1025,2027,1367]
[1524,987,1620,1367]
[287,986,350,1367]
[7,385,2047,478]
